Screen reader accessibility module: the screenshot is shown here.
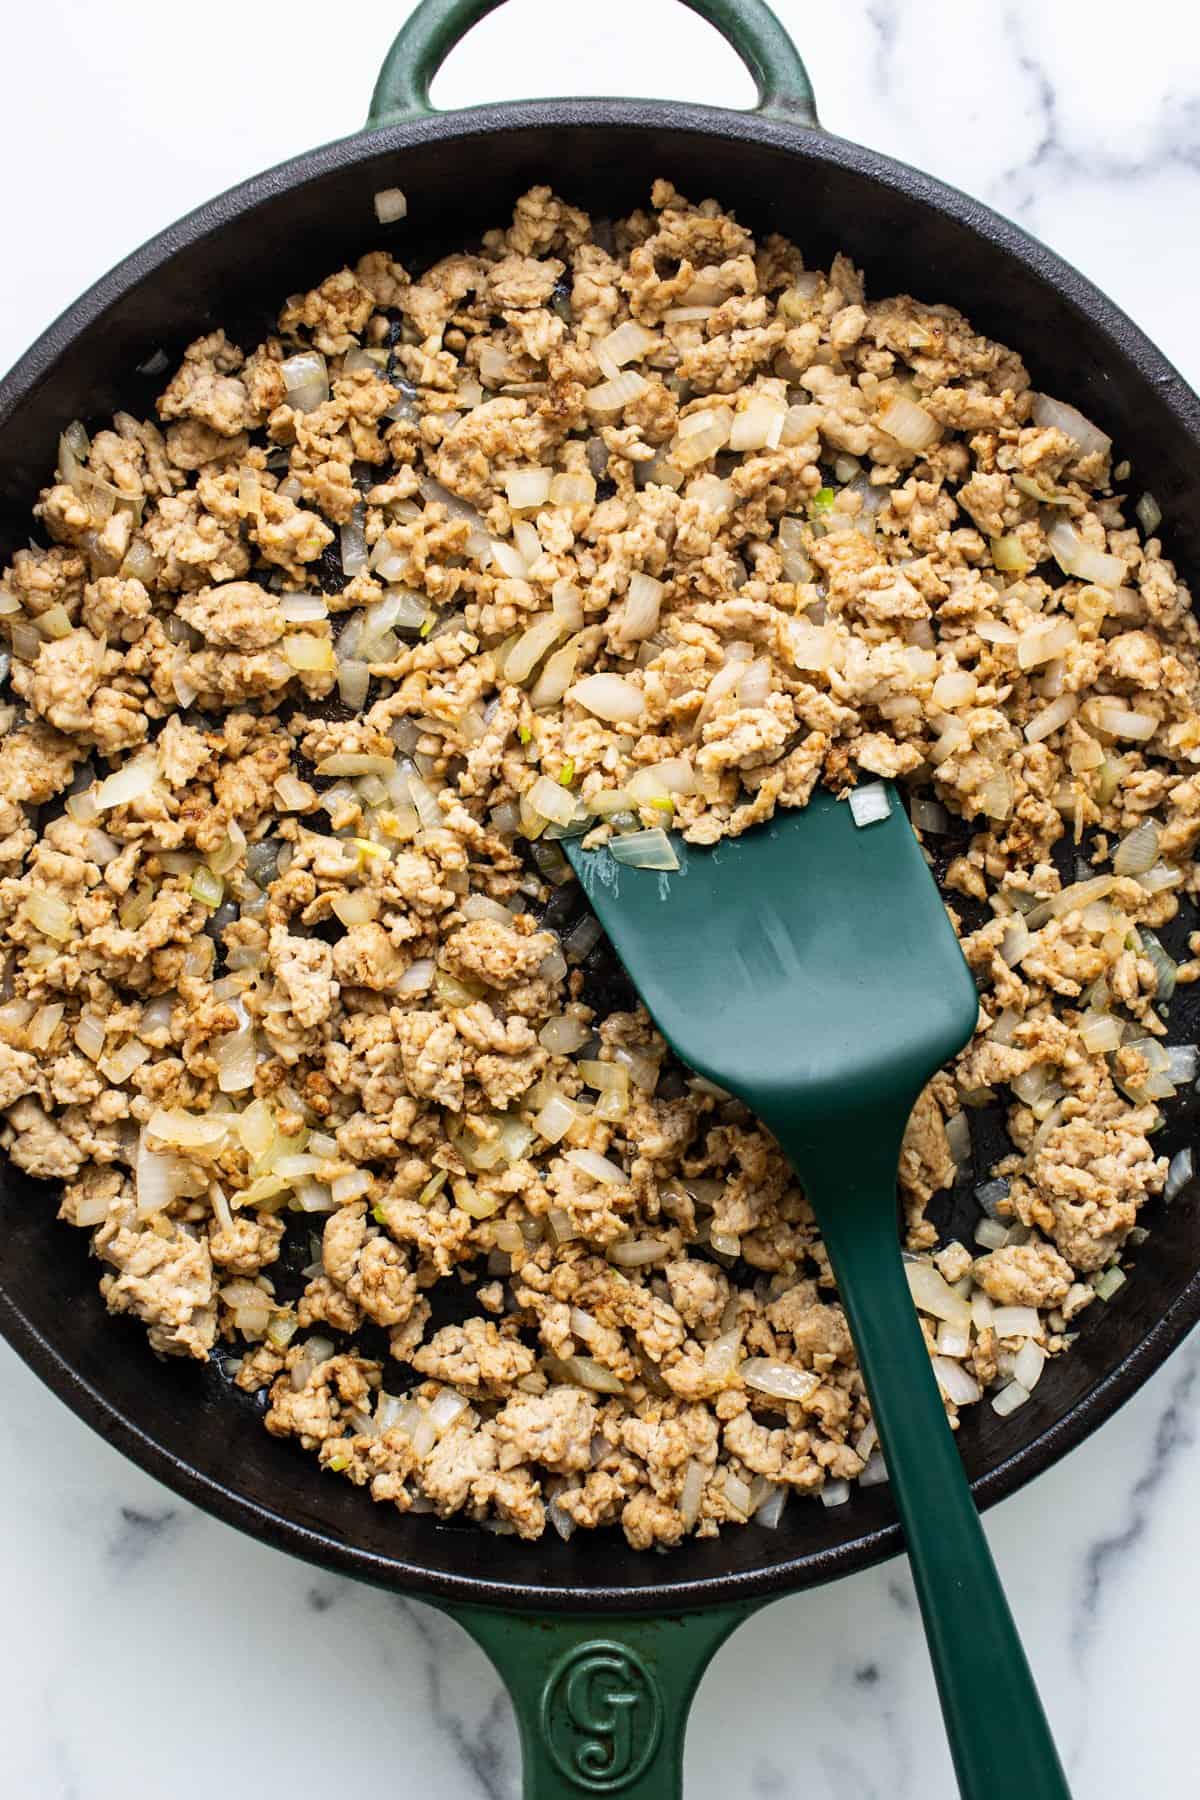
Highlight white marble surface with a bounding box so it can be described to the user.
[2,1,1200,1793]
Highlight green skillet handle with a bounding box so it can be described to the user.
[772,1109,1072,1800]
[439,1599,753,1796]
[367,0,819,130]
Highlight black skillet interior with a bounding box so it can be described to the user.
[2,106,1200,1614]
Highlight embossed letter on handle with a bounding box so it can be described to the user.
[542,1641,663,1791]
[443,1602,755,1797]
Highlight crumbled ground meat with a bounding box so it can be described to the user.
[1,179,1192,1546]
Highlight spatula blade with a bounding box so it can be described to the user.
[565,786,978,1122]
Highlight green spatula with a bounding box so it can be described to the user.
[565,785,1071,1800]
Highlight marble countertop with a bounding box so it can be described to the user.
[2,1,1199,1793]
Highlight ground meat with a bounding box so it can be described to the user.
[96,1215,217,1360]
[493,1388,597,1472]
[972,1242,1074,1308]
[176,580,285,649]
[2,177,1191,1550]
[413,1319,537,1396]
[440,917,553,988]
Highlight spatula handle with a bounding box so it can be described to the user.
[777,1122,1072,1800]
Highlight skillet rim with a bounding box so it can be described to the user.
[1,95,1199,1614]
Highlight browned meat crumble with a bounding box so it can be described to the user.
[0,179,1196,1546]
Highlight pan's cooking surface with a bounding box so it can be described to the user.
[2,106,1200,1613]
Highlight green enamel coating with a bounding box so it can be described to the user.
[367,0,819,129]
[442,1600,754,1796]
[566,789,1072,1800]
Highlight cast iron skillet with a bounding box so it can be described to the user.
[2,1,1200,1791]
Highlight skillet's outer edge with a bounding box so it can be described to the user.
[1,97,1199,1614]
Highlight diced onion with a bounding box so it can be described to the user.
[787,619,839,672]
[671,405,733,470]
[1138,929,1177,1001]
[338,510,368,578]
[99,1038,150,1085]
[136,1134,182,1220]
[1079,1012,1122,1054]
[991,1380,1031,1417]
[609,828,680,872]
[608,1238,670,1268]
[597,321,659,368]
[1112,820,1160,876]
[849,782,891,828]
[1136,492,1162,536]
[534,1094,577,1144]
[740,1359,820,1403]
[563,1148,629,1187]
[932,1356,982,1406]
[546,1356,625,1395]
[531,638,582,710]
[936,1319,971,1359]
[703,1331,742,1382]
[737,658,772,708]
[679,1458,707,1530]
[1048,874,1113,917]
[1166,1148,1194,1203]
[24,890,74,942]
[621,573,664,642]
[27,1002,65,1050]
[1012,1339,1046,1392]
[281,351,329,414]
[337,659,371,710]
[396,958,434,996]
[315,753,395,779]
[586,371,648,416]
[528,774,579,828]
[550,473,596,508]
[505,468,552,510]
[944,1112,971,1168]
[1091,701,1157,743]
[1031,393,1111,458]
[1025,693,1078,743]
[216,1025,257,1094]
[539,1014,592,1054]
[992,1305,1041,1339]
[505,615,563,685]
[1017,617,1077,670]
[877,393,940,451]
[1045,518,1125,587]
[905,1262,971,1329]
[283,634,335,673]
[569,672,645,724]
[94,753,158,812]
[279,594,329,623]
[859,1451,890,1487]
[373,187,407,224]
[729,394,787,451]
[911,797,951,834]
[990,534,1032,574]
[1139,861,1183,895]
[146,1108,231,1152]
[190,867,225,909]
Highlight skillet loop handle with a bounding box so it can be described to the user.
[367,0,819,129]
[440,1601,753,1797]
